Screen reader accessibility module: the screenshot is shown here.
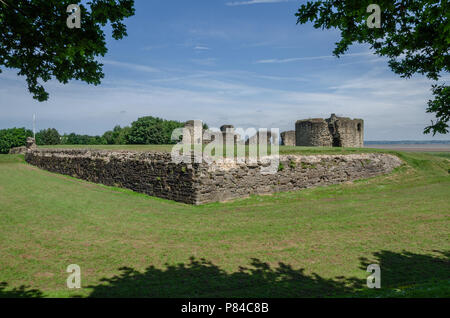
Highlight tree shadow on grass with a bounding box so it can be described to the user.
[0,250,447,298]
[0,282,43,298]
[358,250,450,289]
[88,257,360,298]
[88,250,449,298]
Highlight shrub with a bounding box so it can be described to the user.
[102,130,114,145]
[0,127,33,154]
[127,116,184,145]
[118,126,131,144]
[102,125,131,144]
[62,133,107,145]
[35,128,61,145]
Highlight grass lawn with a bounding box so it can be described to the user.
[0,149,449,298]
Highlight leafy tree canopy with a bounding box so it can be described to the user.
[295,0,449,135]
[102,125,130,144]
[128,116,185,145]
[0,127,33,153]
[63,132,106,145]
[0,0,135,101]
[35,128,60,145]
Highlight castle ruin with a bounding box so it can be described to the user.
[182,120,203,145]
[185,114,363,148]
[280,131,296,147]
[288,114,363,148]
[220,125,241,145]
[245,130,272,145]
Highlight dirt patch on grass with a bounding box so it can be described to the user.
[34,272,55,278]
[18,163,41,171]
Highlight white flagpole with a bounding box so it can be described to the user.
[33,113,36,139]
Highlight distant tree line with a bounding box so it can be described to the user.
[0,116,202,154]
[0,127,33,154]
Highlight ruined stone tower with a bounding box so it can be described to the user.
[295,114,364,147]
[220,125,241,145]
[182,120,203,145]
[280,131,296,146]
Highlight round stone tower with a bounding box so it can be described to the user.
[295,118,333,146]
[295,114,364,147]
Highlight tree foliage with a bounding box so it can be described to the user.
[295,0,449,135]
[35,128,60,145]
[0,0,135,101]
[424,84,450,134]
[102,125,130,144]
[127,116,185,145]
[0,127,33,153]
[0,116,201,148]
[62,132,106,145]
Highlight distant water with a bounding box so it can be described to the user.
[365,144,450,152]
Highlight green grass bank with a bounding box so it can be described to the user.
[0,149,448,297]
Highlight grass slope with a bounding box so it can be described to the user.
[0,150,449,298]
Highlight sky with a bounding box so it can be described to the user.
[0,0,448,141]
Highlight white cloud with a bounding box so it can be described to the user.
[190,58,217,66]
[0,65,445,141]
[255,52,372,64]
[141,44,169,51]
[226,0,290,6]
[194,46,210,50]
[102,60,160,73]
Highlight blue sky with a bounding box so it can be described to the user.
[0,0,448,140]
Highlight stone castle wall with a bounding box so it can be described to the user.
[295,119,333,147]
[195,153,401,204]
[182,120,203,145]
[331,116,364,147]
[280,131,295,146]
[9,137,37,155]
[25,149,200,204]
[9,146,27,155]
[246,131,272,145]
[295,114,364,147]
[25,149,402,205]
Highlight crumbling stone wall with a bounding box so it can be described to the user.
[9,146,27,155]
[182,120,203,145]
[327,114,364,147]
[220,125,241,145]
[26,137,37,150]
[295,114,364,147]
[280,131,296,146]
[182,120,216,145]
[26,148,401,205]
[195,153,401,203]
[26,149,200,204]
[296,118,333,146]
[246,131,272,145]
[182,121,244,145]
[9,137,36,155]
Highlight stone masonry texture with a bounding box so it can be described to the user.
[280,131,296,146]
[295,114,364,147]
[26,149,402,205]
